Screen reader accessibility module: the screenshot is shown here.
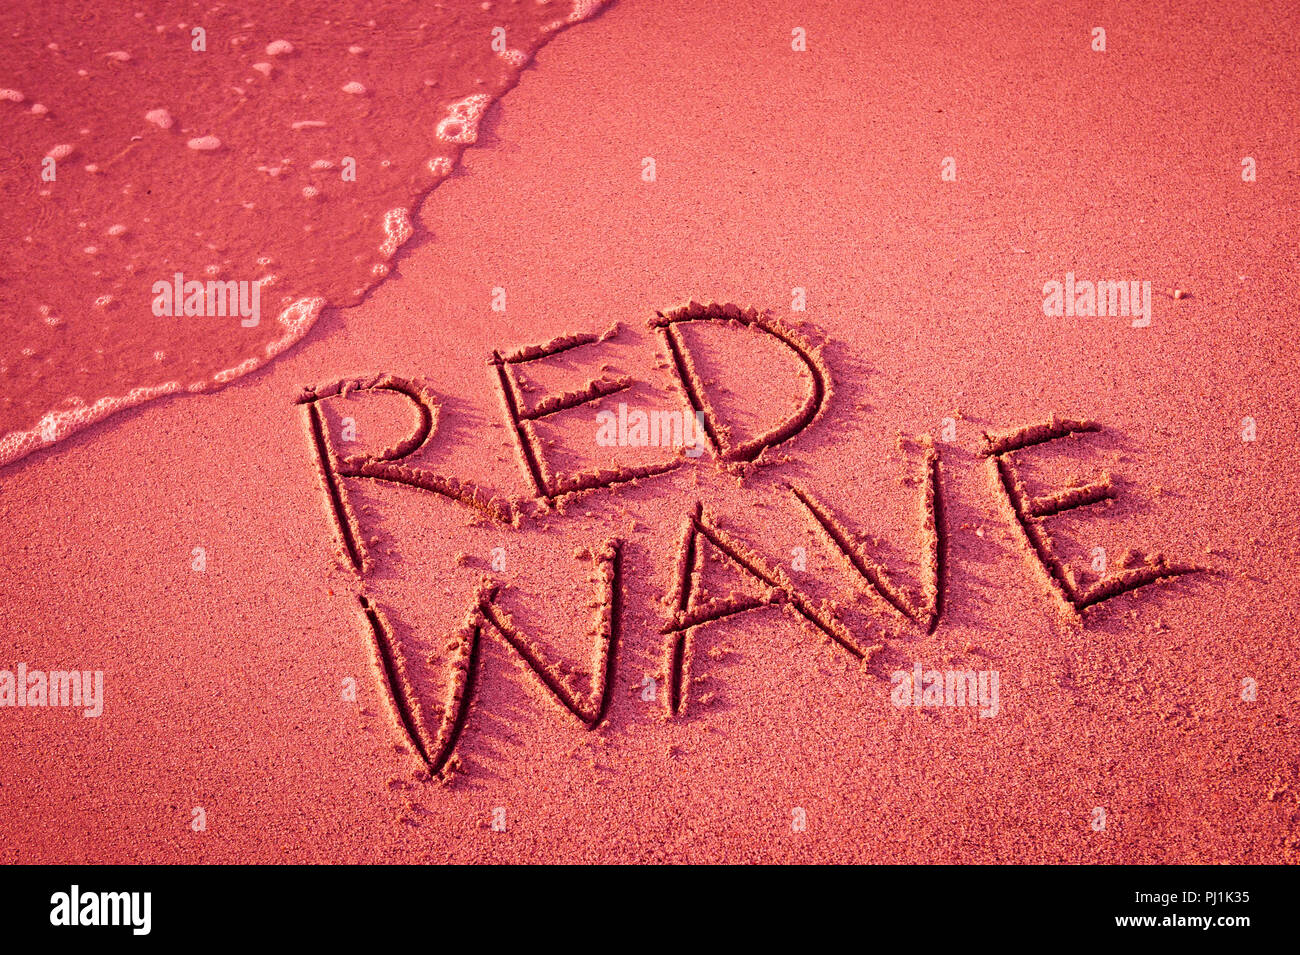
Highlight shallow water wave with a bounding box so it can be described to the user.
[0,0,608,469]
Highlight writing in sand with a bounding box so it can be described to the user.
[297,301,1203,778]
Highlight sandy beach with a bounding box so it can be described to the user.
[1,0,1297,864]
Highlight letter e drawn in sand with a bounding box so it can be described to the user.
[982,416,1203,617]
[489,324,684,500]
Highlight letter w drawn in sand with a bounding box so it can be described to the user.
[356,543,622,777]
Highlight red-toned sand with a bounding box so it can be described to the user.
[1,0,1298,863]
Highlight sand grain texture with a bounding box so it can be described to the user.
[1,0,1297,863]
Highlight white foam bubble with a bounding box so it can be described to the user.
[435,93,491,144]
[570,0,606,22]
[212,356,260,383]
[263,297,325,359]
[379,208,413,258]
[342,81,367,95]
[145,108,174,129]
[265,39,294,56]
[187,135,221,151]
[0,89,24,103]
